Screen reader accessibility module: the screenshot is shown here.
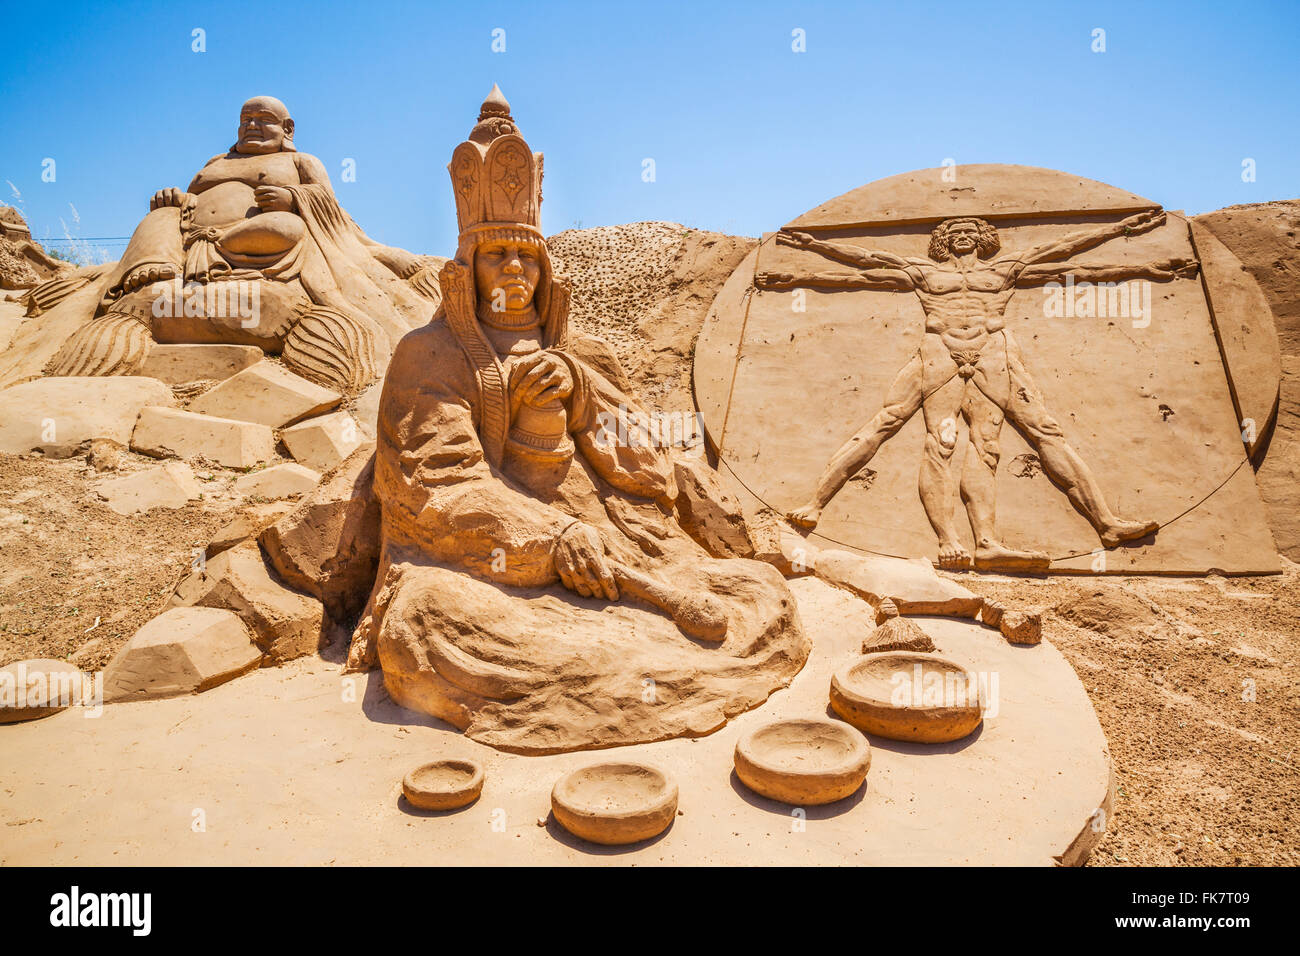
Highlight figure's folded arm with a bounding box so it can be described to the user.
[562,354,678,503]
[374,354,576,586]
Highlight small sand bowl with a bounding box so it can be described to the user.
[551,762,678,845]
[401,759,484,811]
[734,718,871,805]
[830,652,983,743]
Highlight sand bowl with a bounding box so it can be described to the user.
[550,762,678,845]
[830,652,983,743]
[401,759,485,811]
[733,718,871,805]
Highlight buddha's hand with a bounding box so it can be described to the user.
[149,187,191,211]
[254,185,295,213]
[511,351,574,409]
[553,522,619,601]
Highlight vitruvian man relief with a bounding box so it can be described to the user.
[755,210,1200,571]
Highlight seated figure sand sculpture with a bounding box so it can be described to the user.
[757,214,1198,571]
[44,96,440,391]
[348,87,808,755]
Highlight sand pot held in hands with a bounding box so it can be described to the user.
[831,652,984,743]
[733,718,871,805]
[550,762,678,845]
[401,759,484,811]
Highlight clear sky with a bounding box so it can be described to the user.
[2,0,1297,261]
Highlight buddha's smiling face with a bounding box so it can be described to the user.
[236,97,293,155]
[475,239,542,311]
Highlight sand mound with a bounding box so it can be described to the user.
[548,221,756,414]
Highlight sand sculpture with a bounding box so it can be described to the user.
[347,87,809,754]
[696,165,1282,575]
[31,96,440,392]
[759,213,1192,570]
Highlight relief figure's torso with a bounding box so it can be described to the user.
[913,260,1016,353]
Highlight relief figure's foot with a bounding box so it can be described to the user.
[936,539,972,570]
[787,503,823,530]
[1099,518,1159,549]
[973,540,1051,573]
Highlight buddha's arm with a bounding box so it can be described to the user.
[563,355,678,504]
[374,339,575,586]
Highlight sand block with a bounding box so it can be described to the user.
[139,343,264,385]
[103,606,262,702]
[260,445,379,622]
[205,502,297,559]
[188,361,341,427]
[281,411,365,473]
[352,379,383,440]
[814,547,983,618]
[0,376,173,457]
[95,461,202,515]
[170,542,324,663]
[672,455,754,559]
[234,463,320,500]
[0,659,89,723]
[132,406,275,469]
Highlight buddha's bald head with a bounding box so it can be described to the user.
[235,96,295,154]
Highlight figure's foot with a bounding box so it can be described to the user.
[1099,518,1159,549]
[787,503,822,529]
[122,262,176,294]
[974,541,1051,573]
[935,540,972,570]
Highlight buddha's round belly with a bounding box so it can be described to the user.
[189,181,260,227]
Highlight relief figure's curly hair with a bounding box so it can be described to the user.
[928,217,1001,261]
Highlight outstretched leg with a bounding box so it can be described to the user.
[920,373,970,568]
[787,350,924,529]
[1002,333,1158,548]
[961,387,1051,571]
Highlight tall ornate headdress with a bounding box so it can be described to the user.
[437,86,572,468]
[447,84,544,257]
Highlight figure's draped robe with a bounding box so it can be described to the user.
[364,316,810,754]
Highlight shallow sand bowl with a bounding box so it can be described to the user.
[733,718,872,805]
[830,652,984,743]
[550,762,679,845]
[401,759,484,811]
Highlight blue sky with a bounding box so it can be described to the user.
[2,0,1297,259]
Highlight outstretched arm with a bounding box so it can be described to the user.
[778,230,911,269]
[1016,256,1200,286]
[1004,208,1166,276]
[755,268,915,292]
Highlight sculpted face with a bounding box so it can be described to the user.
[947,220,981,256]
[236,96,294,155]
[475,239,542,311]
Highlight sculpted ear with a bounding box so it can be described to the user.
[283,117,295,140]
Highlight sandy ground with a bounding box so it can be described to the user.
[0,578,1108,866]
